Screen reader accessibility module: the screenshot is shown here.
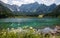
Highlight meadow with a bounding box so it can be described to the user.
[0,27,60,38]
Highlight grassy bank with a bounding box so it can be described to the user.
[0,27,60,38]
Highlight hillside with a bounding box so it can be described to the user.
[0,1,13,18]
[44,5,60,17]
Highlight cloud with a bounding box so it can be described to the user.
[35,0,43,4]
[42,0,55,6]
[54,0,60,5]
[1,0,8,3]
[1,0,60,6]
[12,1,23,6]
[57,2,60,5]
[11,0,35,6]
[23,0,35,3]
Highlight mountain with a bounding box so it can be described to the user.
[6,4,19,11]
[36,4,56,14]
[0,1,13,18]
[19,3,56,15]
[52,5,60,16]
[19,2,39,12]
[0,1,19,12]
[36,4,48,14]
[0,1,57,16]
[11,2,56,15]
[48,4,56,12]
[44,5,60,17]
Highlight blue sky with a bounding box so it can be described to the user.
[1,0,60,6]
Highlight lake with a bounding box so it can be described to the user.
[0,18,60,29]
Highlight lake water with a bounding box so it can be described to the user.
[0,18,60,29]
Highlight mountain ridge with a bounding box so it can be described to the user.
[0,1,57,16]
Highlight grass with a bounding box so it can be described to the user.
[0,27,60,38]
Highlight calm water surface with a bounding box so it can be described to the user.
[0,18,60,28]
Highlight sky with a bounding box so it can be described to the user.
[1,0,60,6]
